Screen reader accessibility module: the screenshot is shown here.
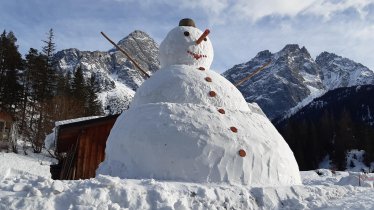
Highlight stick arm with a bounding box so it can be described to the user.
[234,61,271,87]
[101,32,150,78]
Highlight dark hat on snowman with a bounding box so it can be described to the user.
[179,18,196,27]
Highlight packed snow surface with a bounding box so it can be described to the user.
[131,64,249,111]
[1,155,374,210]
[98,23,301,186]
[97,101,300,186]
[0,152,52,180]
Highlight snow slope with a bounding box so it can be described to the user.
[1,154,374,210]
[0,152,53,180]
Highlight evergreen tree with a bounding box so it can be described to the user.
[334,108,354,169]
[19,48,39,133]
[71,65,87,102]
[23,48,48,152]
[0,31,23,114]
[32,29,58,153]
[85,74,102,116]
[22,29,58,153]
[56,71,72,97]
[41,28,57,99]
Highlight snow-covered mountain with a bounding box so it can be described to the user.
[223,45,374,120]
[54,30,160,114]
[316,51,374,90]
[223,44,324,120]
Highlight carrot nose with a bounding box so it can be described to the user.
[195,29,210,45]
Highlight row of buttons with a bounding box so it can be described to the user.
[198,66,246,158]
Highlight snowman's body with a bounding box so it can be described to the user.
[97,22,301,186]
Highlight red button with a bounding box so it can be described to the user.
[239,149,246,157]
[209,91,216,97]
[230,127,238,133]
[205,77,212,82]
[218,109,225,114]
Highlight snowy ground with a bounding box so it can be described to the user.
[0,152,374,210]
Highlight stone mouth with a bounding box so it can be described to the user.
[187,50,207,60]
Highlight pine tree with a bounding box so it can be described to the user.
[85,74,102,116]
[22,48,47,152]
[0,31,23,114]
[71,65,87,101]
[21,29,58,153]
[334,108,354,169]
[19,48,39,134]
[41,28,57,99]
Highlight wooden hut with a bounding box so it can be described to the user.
[52,114,119,180]
[0,111,13,151]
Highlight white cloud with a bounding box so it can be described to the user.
[226,0,315,22]
[304,0,374,20]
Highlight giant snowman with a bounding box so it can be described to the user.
[97,18,301,186]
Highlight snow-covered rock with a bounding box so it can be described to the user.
[97,19,301,186]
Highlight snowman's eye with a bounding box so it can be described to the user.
[184,31,190,36]
[203,38,207,41]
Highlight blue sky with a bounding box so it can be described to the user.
[1,0,373,73]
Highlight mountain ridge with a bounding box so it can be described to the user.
[223,44,374,120]
[54,31,374,119]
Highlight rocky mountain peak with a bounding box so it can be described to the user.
[316,51,335,61]
[117,30,155,47]
[114,30,160,74]
[223,44,323,120]
[277,44,312,60]
[254,50,272,60]
[316,51,374,90]
[280,44,300,53]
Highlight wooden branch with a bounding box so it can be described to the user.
[234,61,271,87]
[100,32,150,78]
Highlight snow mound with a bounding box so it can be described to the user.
[97,102,300,186]
[1,170,374,210]
[98,21,301,186]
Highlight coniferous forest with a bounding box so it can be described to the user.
[275,85,374,171]
[0,29,102,153]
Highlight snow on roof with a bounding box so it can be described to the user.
[55,116,103,127]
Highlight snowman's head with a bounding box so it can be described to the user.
[159,19,214,69]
